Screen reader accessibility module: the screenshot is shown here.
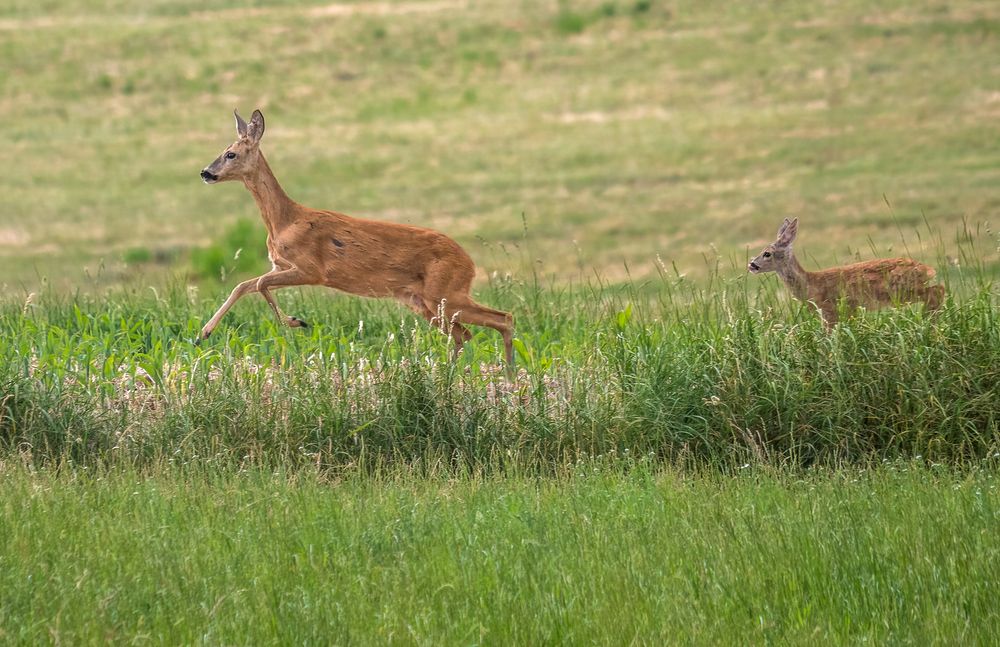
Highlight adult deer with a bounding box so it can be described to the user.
[748,218,944,329]
[198,109,514,373]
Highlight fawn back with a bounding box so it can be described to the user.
[749,218,944,327]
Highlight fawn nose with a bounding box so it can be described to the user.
[201,169,218,183]
[748,262,760,272]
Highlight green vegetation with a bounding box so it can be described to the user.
[1,0,998,289]
[0,265,997,471]
[189,219,270,281]
[2,465,999,644]
[1,0,999,643]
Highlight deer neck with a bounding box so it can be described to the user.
[243,153,297,235]
[776,251,811,301]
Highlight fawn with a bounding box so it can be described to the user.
[198,109,515,374]
[748,218,944,328]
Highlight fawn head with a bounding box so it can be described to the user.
[748,218,798,273]
[200,109,265,184]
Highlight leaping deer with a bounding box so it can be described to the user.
[748,218,944,329]
[198,109,515,374]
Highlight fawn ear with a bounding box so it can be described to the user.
[775,218,790,240]
[778,218,799,246]
[234,109,248,137]
[246,109,265,144]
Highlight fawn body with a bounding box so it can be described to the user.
[748,218,944,328]
[199,109,514,372]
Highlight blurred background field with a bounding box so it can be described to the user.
[2,0,999,292]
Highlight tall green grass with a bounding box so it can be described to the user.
[2,227,996,472]
[1,464,998,644]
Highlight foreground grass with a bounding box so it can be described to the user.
[1,464,997,644]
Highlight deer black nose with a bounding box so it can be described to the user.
[748,262,760,272]
[201,169,218,182]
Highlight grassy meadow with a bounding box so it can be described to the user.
[3,465,1000,644]
[1,0,999,288]
[2,0,1000,643]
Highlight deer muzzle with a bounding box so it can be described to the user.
[200,169,219,183]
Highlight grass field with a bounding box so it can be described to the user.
[2,265,998,641]
[3,464,1000,644]
[2,0,1000,643]
[2,270,999,471]
[2,0,999,289]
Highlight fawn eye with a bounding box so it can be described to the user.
[225,151,237,160]
[763,251,771,258]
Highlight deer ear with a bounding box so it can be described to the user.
[234,109,248,137]
[778,218,799,245]
[246,109,265,143]
[776,218,790,240]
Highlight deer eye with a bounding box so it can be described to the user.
[225,151,237,160]
[762,251,771,258]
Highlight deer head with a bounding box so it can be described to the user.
[748,217,798,274]
[200,109,265,184]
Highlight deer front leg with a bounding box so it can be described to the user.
[819,305,837,331]
[256,268,311,330]
[197,277,260,342]
[924,285,945,313]
[198,268,311,342]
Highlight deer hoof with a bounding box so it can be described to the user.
[288,317,309,329]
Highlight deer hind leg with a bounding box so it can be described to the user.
[427,297,515,375]
[397,292,471,357]
[423,298,475,357]
[449,323,474,358]
[256,268,313,330]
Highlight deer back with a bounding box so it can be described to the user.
[810,258,937,309]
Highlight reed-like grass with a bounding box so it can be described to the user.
[1,463,998,644]
[2,230,997,472]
